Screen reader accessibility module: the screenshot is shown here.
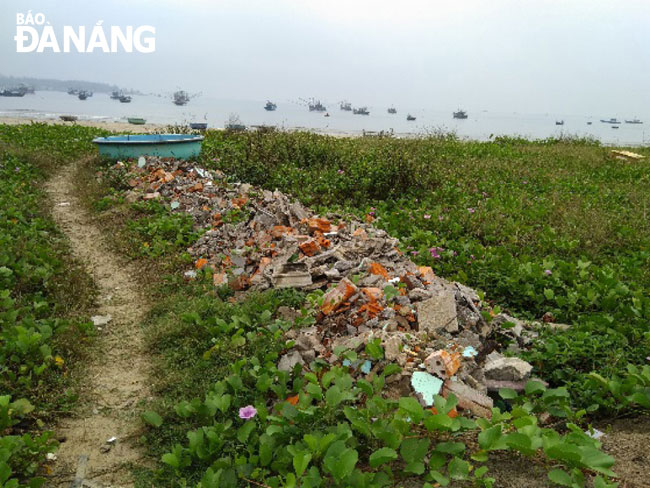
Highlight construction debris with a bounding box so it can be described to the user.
[109,156,541,418]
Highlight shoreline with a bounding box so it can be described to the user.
[0,116,164,133]
[0,115,645,146]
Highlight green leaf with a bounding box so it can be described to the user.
[237,421,256,443]
[323,441,358,481]
[478,425,502,450]
[404,461,425,474]
[424,413,453,431]
[369,447,398,467]
[400,438,430,464]
[548,468,572,486]
[325,385,343,407]
[448,457,470,480]
[524,380,546,395]
[293,451,312,477]
[141,410,163,428]
[161,453,179,469]
[429,470,450,486]
[498,388,518,400]
[435,442,465,456]
[365,339,384,360]
[398,397,425,423]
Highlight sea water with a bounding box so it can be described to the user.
[1,90,648,145]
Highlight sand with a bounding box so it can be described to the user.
[0,116,166,132]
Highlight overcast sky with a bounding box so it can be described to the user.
[1,0,649,114]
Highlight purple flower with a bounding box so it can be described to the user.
[239,405,257,420]
[467,207,475,214]
[411,251,419,256]
[544,269,552,276]
[368,211,375,216]
[423,214,431,219]
[337,169,344,174]
[429,246,444,259]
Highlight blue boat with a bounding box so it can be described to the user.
[92,134,204,160]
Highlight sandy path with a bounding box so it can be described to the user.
[46,159,150,487]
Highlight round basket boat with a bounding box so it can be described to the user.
[92,134,204,160]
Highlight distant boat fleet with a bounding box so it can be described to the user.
[262,99,473,122]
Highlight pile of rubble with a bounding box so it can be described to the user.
[118,156,541,418]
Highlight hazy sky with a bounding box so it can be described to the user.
[1,0,649,114]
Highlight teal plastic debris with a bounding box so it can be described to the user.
[137,156,146,168]
[170,201,180,210]
[410,372,443,406]
[462,346,478,358]
[360,360,372,374]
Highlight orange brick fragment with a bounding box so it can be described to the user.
[195,258,208,270]
[352,228,367,239]
[213,272,227,286]
[425,350,462,378]
[287,395,299,406]
[430,406,459,418]
[307,218,331,234]
[418,266,436,284]
[189,182,203,192]
[361,287,383,303]
[299,239,321,257]
[368,262,389,279]
[358,302,383,319]
[232,196,248,208]
[271,226,294,238]
[321,278,358,315]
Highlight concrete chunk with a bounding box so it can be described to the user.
[484,357,533,382]
[442,380,493,418]
[415,290,458,335]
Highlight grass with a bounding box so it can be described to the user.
[199,130,650,413]
[0,125,105,486]
[1,123,647,487]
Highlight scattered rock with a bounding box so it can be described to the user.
[278,351,305,372]
[91,315,112,327]
[416,291,459,335]
[484,357,533,382]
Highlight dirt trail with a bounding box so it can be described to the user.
[46,160,150,488]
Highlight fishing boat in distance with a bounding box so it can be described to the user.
[625,118,643,124]
[67,88,78,95]
[406,114,416,121]
[387,107,397,114]
[308,99,327,112]
[264,101,277,111]
[78,90,91,100]
[353,107,370,115]
[173,90,190,106]
[59,115,78,122]
[555,120,564,125]
[127,117,146,125]
[0,87,27,97]
[612,126,620,129]
[340,101,352,111]
[119,95,132,103]
[587,121,593,125]
[453,109,468,119]
[189,122,208,130]
[600,118,621,124]
[110,90,121,100]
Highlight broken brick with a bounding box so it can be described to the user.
[321,278,358,315]
[425,350,462,378]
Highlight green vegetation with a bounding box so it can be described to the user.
[201,131,650,414]
[2,123,649,487]
[0,124,105,487]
